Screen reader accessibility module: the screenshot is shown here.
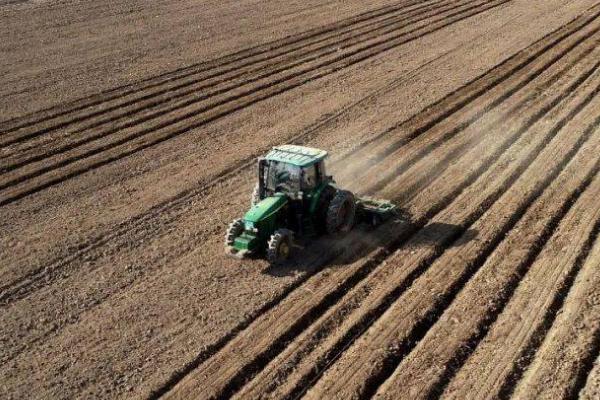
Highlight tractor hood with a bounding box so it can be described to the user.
[244,195,288,223]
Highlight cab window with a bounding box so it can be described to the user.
[265,161,300,192]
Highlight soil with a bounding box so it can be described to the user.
[2,0,600,399]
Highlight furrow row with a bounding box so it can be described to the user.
[0,0,432,134]
[2,0,590,305]
[0,0,510,206]
[234,39,600,400]
[441,151,600,400]
[158,14,600,399]
[371,111,600,400]
[0,0,455,151]
[335,3,600,186]
[301,50,600,400]
[491,225,600,400]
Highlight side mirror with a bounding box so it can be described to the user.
[258,158,267,197]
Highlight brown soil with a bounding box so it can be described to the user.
[511,238,600,400]
[2,0,600,399]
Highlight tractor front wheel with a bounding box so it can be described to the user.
[267,229,293,265]
[225,219,245,247]
[326,190,356,234]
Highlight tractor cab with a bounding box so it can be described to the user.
[257,145,330,200]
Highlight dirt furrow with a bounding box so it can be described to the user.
[509,237,600,400]
[580,353,600,400]
[369,118,600,400]
[0,0,425,136]
[0,64,417,303]
[0,0,454,153]
[335,3,600,185]
[302,59,600,400]
[0,12,584,396]
[233,42,600,400]
[0,0,584,366]
[0,2,588,304]
[0,0,510,206]
[161,25,600,400]
[3,1,600,400]
[365,32,600,199]
[441,161,600,400]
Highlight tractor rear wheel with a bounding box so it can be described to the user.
[267,229,293,265]
[225,219,244,247]
[326,190,356,234]
[315,185,337,234]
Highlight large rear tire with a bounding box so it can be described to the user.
[326,190,356,234]
[315,185,336,234]
[267,229,293,265]
[225,219,244,247]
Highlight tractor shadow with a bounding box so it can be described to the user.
[263,210,478,277]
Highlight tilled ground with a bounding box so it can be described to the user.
[2,0,600,399]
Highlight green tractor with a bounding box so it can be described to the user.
[225,145,396,264]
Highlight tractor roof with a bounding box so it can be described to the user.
[265,145,328,167]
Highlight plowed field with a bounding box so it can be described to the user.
[2,0,600,399]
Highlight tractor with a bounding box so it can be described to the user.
[225,145,396,264]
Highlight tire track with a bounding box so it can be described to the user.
[334,2,600,186]
[296,51,600,400]
[0,0,592,347]
[3,1,593,304]
[0,0,510,206]
[0,0,450,150]
[441,164,600,400]
[506,234,600,400]
[370,116,600,400]
[158,19,600,400]
[0,0,434,135]
[232,38,600,400]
